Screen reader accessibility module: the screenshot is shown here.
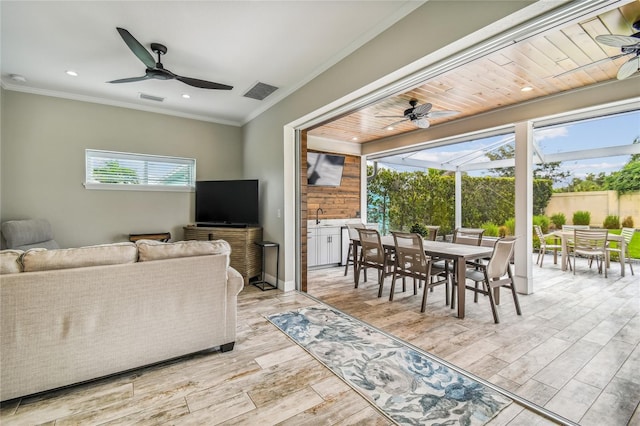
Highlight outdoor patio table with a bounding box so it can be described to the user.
[552,230,628,277]
[351,235,494,319]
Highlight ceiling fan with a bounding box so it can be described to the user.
[108,27,233,90]
[556,20,640,80]
[376,99,460,129]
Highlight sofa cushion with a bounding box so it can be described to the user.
[136,239,231,263]
[0,249,24,274]
[20,242,138,272]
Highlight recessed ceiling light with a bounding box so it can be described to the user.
[181,94,190,99]
[9,74,27,82]
[521,86,533,92]
[387,126,394,131]
[352,137,358,141]
[65,70,78,77]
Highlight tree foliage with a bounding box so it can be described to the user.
[559,172,607,192]
[92,160,139,184]
[367,167,552,235]
[485,144,570,184]
[604,160,640,194]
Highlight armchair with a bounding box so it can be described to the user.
[1,219,59,250]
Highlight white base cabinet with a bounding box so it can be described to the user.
[308,226,342,268]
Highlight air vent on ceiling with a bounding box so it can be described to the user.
[139,93,165,102]
[243,82,278,101]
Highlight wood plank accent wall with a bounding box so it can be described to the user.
[307,150,361,219]
[300,137,361,292]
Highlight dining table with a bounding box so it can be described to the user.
[351,235,495,319]
[552,230,628,277]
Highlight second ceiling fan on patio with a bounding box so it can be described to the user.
[556,20,640,80]
[376,99,460,129]
[594,22,640,80]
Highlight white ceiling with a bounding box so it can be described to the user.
[0,1,422,125]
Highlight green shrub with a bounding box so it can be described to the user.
[550,213,566,229]
[572,211,591,225]
[533,215,550,233]
[481,222,500,237]
[504,218,516,236]
[622,216,634,228]
[603,215,620,229]
[410,223,428,237]
[498,226,508,238]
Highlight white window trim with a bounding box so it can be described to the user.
[84,149,196,192]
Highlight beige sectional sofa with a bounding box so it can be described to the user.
[0,239,244,401]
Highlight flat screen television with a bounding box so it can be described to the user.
[307,152,345,186]
[195,179,259,227]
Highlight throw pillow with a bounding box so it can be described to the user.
[20,242,138,272]
[0,249,24,274]
[136,239,231,263]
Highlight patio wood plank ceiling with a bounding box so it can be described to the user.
[308,1,640,144]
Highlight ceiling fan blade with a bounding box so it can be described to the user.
[116,27,156,69]
[381,118,409,129]
[553,53,628,78]
[617,55,640,80]
[374,115,406,118]
[414,118,430,129]
[107,75,151,84]
[412,102,432,117]
[428,110,460,118]
[176,75,233,90]
[595,34,640,48]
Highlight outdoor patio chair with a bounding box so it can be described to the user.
[534,225,563,268]
[344,222,367,278]
[438,227,486,303]
[452,227,485,246]
[562,225,590,231]
[456,237,521,324]
[425,225,440,241]
[572,229,609,278]
[356,228,394,298]
[606,227,635,276]
[390,232,449,311]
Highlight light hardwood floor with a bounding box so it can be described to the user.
[309,254,640,426]
[0,254,637,425]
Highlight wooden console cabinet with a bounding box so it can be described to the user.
[184,226,263,285]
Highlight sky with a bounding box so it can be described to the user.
[378,109,639,187]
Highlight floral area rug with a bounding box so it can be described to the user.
[267,305,511,426]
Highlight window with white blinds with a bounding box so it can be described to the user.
[84,149,196,192]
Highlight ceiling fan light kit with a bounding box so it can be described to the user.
[108,27,233,90]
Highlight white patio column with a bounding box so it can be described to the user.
[514,121,533,294]
[455,170,462,229]
[361,156,369,223]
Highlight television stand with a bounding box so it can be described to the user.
[184,225,262,285]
